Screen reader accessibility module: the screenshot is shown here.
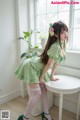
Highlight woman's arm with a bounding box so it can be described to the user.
[39,58,53,83]
[50,62,59,81]
[50,62,58,77]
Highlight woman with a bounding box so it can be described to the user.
[15,21,68,120]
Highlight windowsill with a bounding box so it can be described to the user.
[36,45,80,55]
[66,50,80,54]
[38,48,80,54]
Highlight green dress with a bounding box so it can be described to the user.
[15,40,66,84]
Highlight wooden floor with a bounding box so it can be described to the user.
[0,96,78,120]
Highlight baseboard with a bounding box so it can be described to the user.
[54,94,80,114]
[0,89,20,105]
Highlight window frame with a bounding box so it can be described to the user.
[33,0,80,51]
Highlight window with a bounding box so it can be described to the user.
[72,0,80,50]
[34,0,80,51]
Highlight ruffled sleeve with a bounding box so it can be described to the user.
[47,43,61,63]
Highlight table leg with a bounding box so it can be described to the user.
[59,93,63,120]
[76,92,80,120]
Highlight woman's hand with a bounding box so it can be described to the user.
[50,76,59,81]
[39,77,47,91]
[39,77,45,85]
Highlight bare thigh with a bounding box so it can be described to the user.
[28,83,40,89]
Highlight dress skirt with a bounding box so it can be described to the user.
[15,56,50,84]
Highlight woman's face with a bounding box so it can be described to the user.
[60,30,68,41]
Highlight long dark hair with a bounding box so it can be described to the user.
[40,21,68,65]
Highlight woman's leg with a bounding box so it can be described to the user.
[40,84,52,120]
[23,83,42,120]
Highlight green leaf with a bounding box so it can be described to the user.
[20,53,26,58]
[34,46,38,48]
[24,35,27,39]
[23,32,31,39]
[18,37,24,40]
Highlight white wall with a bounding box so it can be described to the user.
[0,0,20,104]
[0,0,32,104]
[16,0,29,97]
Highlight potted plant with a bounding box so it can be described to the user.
[18,30,40,59]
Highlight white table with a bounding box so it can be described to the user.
[45,75,80,120]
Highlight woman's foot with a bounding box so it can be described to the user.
[17,114,29,120]
[41,112,53,120]
[23,115,29,120]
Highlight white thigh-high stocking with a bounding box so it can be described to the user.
[40,84,52,120]
[23,87,41,120]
